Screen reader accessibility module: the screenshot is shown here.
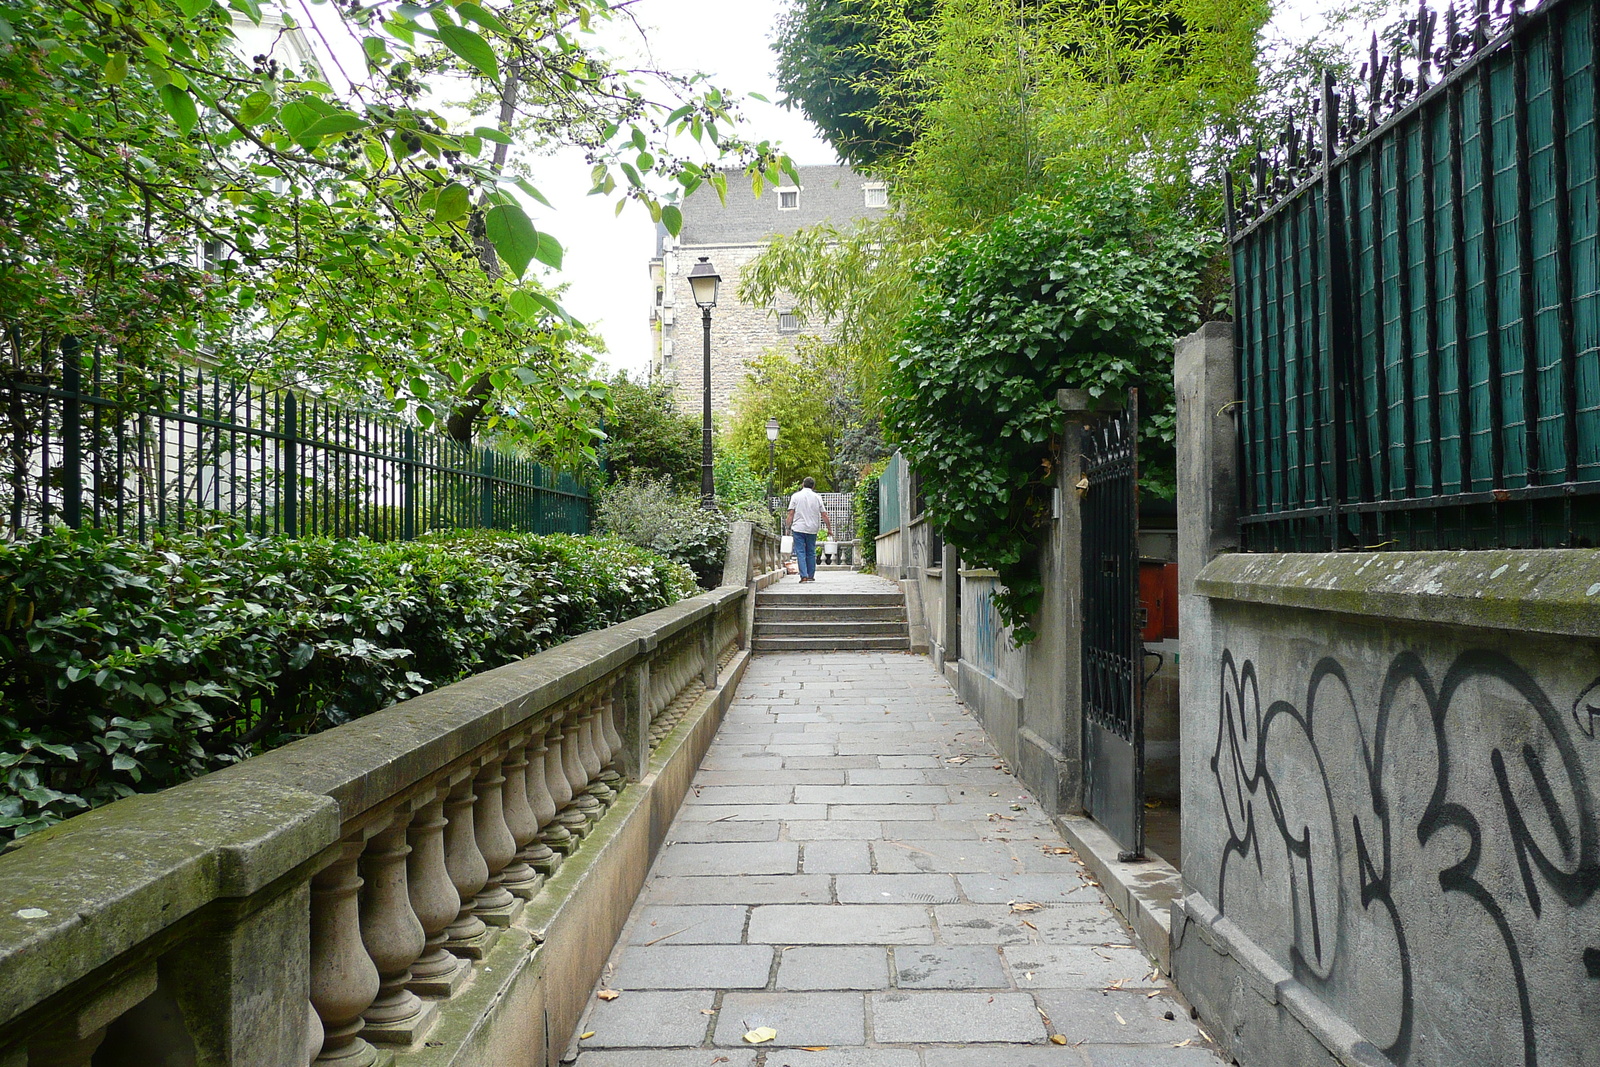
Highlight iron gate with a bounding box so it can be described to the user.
[1080,392,1144,860]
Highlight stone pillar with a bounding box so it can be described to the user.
[940,542,961,667]
[620,650,653,781]
[359,806,437,1044]
[498,734,544,899]
[1048,388,1098,816]
[700,615,718,691]
[561,715,602,829]
[1174,321,1239,593]
[544,723,585,848]
[404,785,470,998]
[597,686,626,797]
[309,837,380,1067]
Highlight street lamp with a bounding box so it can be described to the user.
[687,256,721,510]
[765,417,780,514]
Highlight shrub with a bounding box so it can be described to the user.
[854,461,883,567]
[0,526,696,842]
[594,477,729,587]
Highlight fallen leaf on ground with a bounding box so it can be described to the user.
[580,1032,595,1039]
[945,756,972,765]
[1009,900,1042,912]
[1041,846,1073,855]
[1021,919,1038,930]
[989,792,1000,797]
[1146,990,1162,998]
[1050,1035,1068,1045]
[596,990,620,1001]
[701,1009,717,1015]
[744,1027,777,1044]
[799,1047,830,1051]
[713,1059,730,1065]
[1115,1013,1127,1025]
[1105,978,1127,991]
[1174,1039,1195,1048]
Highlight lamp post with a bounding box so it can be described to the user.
[765,417,780,516]
[687,256,721,510]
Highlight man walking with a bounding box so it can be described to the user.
[785,477,832,584]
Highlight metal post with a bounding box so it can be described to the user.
[479,449,495,529]
[701,305,715,510]
[402,427,416,541]
[282,390,298,538]
[60,337,82,530]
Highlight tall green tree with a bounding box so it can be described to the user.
[721,348,842,494]
[596,373,702,491]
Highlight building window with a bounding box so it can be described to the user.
[864,183,888,208]
[778,312,801,333]
[655,286,664,305]
[779,188,799,209]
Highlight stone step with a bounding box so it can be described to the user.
[753,620,908,636]
[754,605,907,623]
[755,592,905,609]
[751,635,911,651]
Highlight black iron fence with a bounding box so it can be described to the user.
[0,344,590,540]
[1228,0,1600,551]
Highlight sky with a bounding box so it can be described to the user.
[529,0,837,379]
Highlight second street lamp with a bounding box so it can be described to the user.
[765,417,780,515]
[687,256,721,510]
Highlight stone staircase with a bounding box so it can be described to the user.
[751,586,911,652]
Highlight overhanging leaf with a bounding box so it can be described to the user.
[434,183,470,223]
[160,84,199,134]
[485,202,538,278]
[438,24,499,82]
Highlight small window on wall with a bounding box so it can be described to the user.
[778,312,801,333]
[864,183,888,208]
[779,189,799,209]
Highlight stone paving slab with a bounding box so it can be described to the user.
[572,652,1224,1064]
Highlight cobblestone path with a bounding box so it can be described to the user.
[572,652,1227,1067]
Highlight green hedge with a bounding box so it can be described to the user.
[0,528,699,842]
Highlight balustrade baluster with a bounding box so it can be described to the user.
[498,733,544,899]
[530,727,571,864]
[310,837,380,1066]
[440,771,496,958]
[597,686,626,796]
[562,714,602,828]
[548,719,590,843]
[359,806,437,1043]
[470,756,523,926]
[404,786,470,998]
[579,699,614,807]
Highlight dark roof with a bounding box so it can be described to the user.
[676,164,886,246]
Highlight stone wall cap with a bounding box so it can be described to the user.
[1196,549,1600,638]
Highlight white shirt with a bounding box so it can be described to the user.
[786,488,828,535]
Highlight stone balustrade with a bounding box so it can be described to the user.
[0,530,784,1067]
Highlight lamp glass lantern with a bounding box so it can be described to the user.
[765,418,780,443]
[687,257,720,308]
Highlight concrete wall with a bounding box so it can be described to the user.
[1173,321,1600,1067]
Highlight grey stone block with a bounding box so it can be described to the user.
[577,989,717,1047]
[667,821,783,843]
[803,840,872,874]
[785,820,881,840]
[844,769,934,785]
[873,839,1032,874]
[775,946,890,990]
[653,842,800,877]
[628,905,751,946]
[879,820,980,840]
[576,1053,758,1067]
[765,1052,922,1067]
[835,874,960,904]
[1080,1046,1226,1066]
[785,757,882,769]
[748,904,934,945]
[1007,946,1160,989]
[869,990,1047,1043]
[1034,989,1208,1045]
[934,904,1126,946]
[712,992,866,1046]
[611,944,775,989]
[694,770,845,786]
[893,945,1012,989]
[685,785,797,805]
[795,785,953,805]
[923,1050,1087,1067]
[645,875,832,905]
[957,873,1101,904]
[675,804,829,822]
[831,804,935,821]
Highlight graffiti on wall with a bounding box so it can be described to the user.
[1211,647,1600,1066]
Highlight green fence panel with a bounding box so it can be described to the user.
[1229,0,1600,550]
